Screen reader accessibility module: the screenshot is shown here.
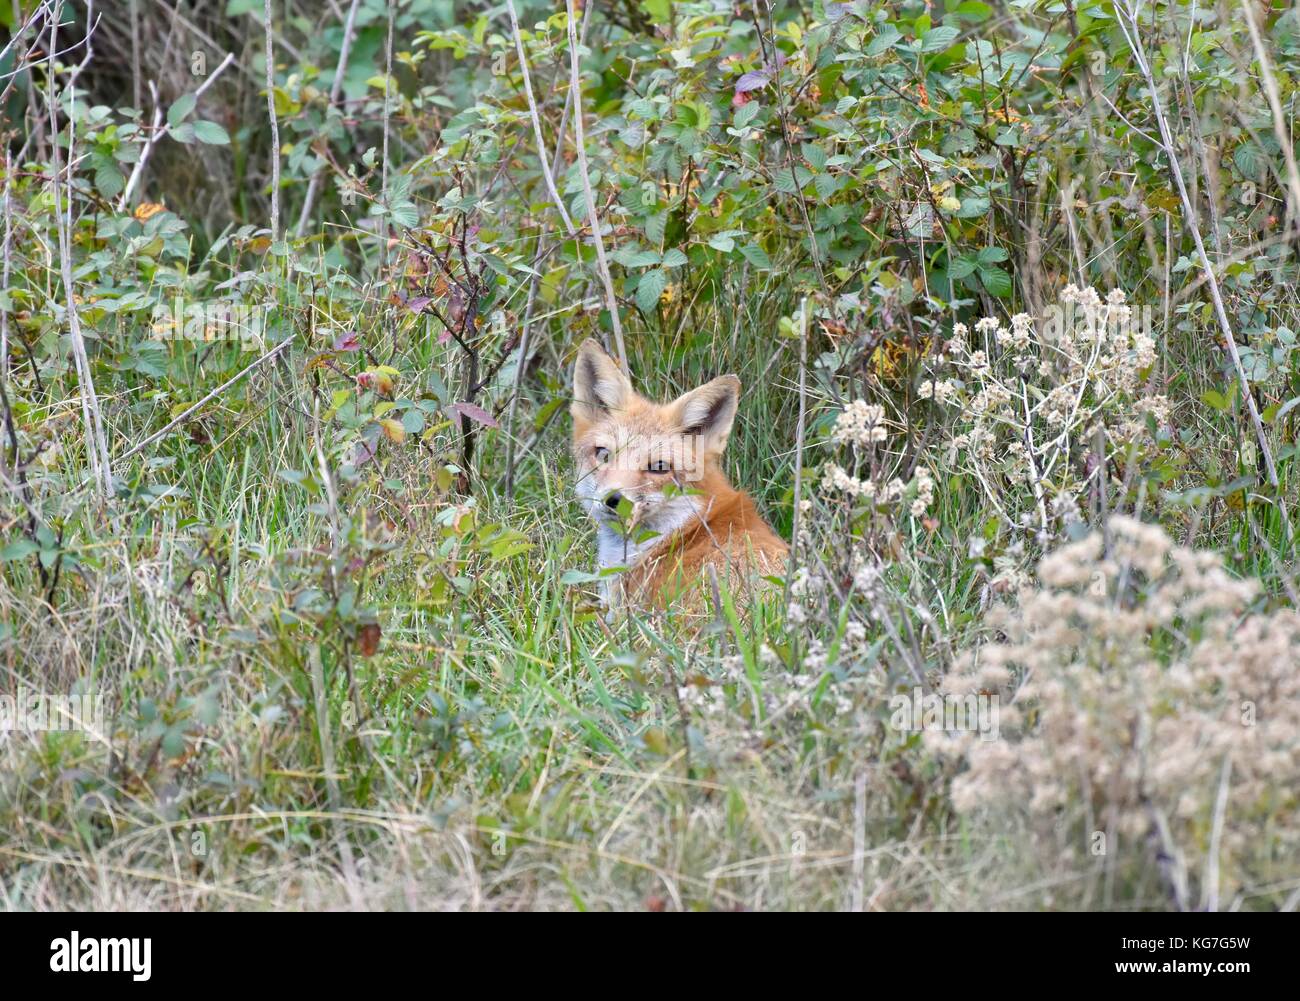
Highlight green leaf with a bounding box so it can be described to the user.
[740,243,772,269]
[734,101,760,130]
[660,248,688,268]
[801,142,828,170]
[1,538,39,561]
[192,120,230,145]
[560,568,603,585]
[389,200,419,228]
[866,25,902,56]
[402,408,426,435]
[955,1,993,20]
[94,160,124,199]
[1201,388,1230,412]
[1233,142,1260,180]
[948,256,977,281]
[920,26,960,52]
[162,725,187,759]
[979,266,1012,297]
[614,247,661,268]
[636,268,669,312]
[772,167,800,194]
[644,210,668,244]
[640,0,673,26]
[167,93,196,127]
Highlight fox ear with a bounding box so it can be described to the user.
[672,375,741,451]
[572,338,632,420]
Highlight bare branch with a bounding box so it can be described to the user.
[506,0,576,237]
[565,0,627,375]
[118,52,237,209]
[295,0,363,237]
[264,0,282,240]
[47,1,112,498]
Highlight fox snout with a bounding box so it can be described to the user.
[581,475,667,521]
[570,338,742,531]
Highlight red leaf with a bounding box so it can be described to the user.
[357,622,381,657]
[352,438,378,467]
[734,71,770,94]
[449,401,499,428]
[333,331,361,352]
[406,296,431,314]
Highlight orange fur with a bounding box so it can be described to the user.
[570,339,788,615]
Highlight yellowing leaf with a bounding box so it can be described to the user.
[378,418,406,444]
[134,202,165,221]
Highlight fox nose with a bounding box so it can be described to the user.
[603,490,624,511]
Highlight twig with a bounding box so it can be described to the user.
[502,3,593,501]
[264,0,282,240]
[0,1,51,108]
[1,146,11,379]
[850,769,867,912]
[1115,2,1294,553]
[118,52,236,208]
[48,1,112,498]
[1238,0,1300,236]
[507,0,576,237]
[754,0,828,290]
[379,0,395,279]
[565,0,627,375]
[114,338,293,466]
[307,644,363,907]
[295,0,363,237]
[1200,753,1232,913]
[784,296,809,611]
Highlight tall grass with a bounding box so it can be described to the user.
[1,0,1298,911]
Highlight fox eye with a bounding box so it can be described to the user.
[594,446,610,463]
[647,459,672,474]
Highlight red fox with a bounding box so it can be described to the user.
[570,338,789,613]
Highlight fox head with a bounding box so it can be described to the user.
[570,338,740,533]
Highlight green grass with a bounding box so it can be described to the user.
[4,0,1300,912]
[4,259,1297,909]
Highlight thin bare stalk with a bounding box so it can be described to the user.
[502,3,593,501]
[783,297,809,610]
[1200,754,1232,913]
[379,0,395,278]
[264,0,282,240]
[507,0,576,237]
[294,0,363,237]
[1,147,10,379]
[47,1,112,498]
[565,0,627,375]
[1115,2,1293,551]
[129,0,141,109]
[118,52,236,209]
[754,0,827,289]
[1238,0,1300,234]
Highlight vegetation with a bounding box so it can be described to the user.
[0,0,1297,910]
